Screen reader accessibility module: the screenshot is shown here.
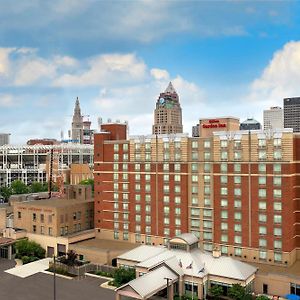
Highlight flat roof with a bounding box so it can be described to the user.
[14,197,93,209]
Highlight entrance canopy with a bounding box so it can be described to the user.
[116,265,178,299]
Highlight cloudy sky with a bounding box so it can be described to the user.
[1,0,300,144]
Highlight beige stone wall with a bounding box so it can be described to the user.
[0,208,7,230]
[70,164,93,185]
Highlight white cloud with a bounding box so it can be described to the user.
[150,68,170,80]
[0,48,15,76]
[0,94,17,107]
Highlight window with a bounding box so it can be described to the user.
[234,236,242,244]
[204,209,212,217]
[234,164,241,173]
[221,210,228,219]
[145,143,151,151]
[164,206,170,214]
[114,153,119,161]
[234,151,241,160]
[174,163,181,171]
[114,144,119,151]
[163,163,169,171]
[273,163,281,173]
[123,144,128,151]
[220,175,227,184]
[221,187,228,195]
[258,139,266,147]
[259,201,267,210]
[259,238,267,248]
[192,141,198,148]
[163,195,169,203]
[274,150,282,160]
[221,199,228,207]
[32,225,36,233]
[174,186,181,193]
[259,226,267,235]
[175,174,181,182]
[135,194,141,202]
[135,174,141,181]
[33,213,36,221]
[259,163,266,173]
[175,218,181,226]
[204,152,211,160]
[40,226,44,235]
[192,152,198,160]
[221,222,228,230]
[135,215,141,222]
[259,214,267,223]
[163,185,170,193]
[259,189,266,198]
[274,202,282,211]
[234,200,241,208]
[203,220,212,228]
[191,208,200,216]
[274,138,281,147]
[274,240,282,249]
[273,177,281,186]
[135,204,141,212]
[175,207,181,215]
[274,227,282,236]
[175,196,181,204]
[123,232,129,240]
[145,215,151,223]
[204,198,211,206]
[191,175,198,183]
[234,247,242,256]
[204,186,210,195]
[123,153,128,161]
[258,176,266,185]
[204,163,211,172]
[123,163,128,170]
[164,228,170,236]
[234,188,241,196]
[145,226,151,234]
[191,219,200,228]
[164,217,170,225]
[220,163,227,173]
[273,189,282,198]
[221,234,228,242]
[259,250,267,260]
[135,143,141,150]
[48,227,53,236]
[191,163,198,172]
[135,225,141,232]
[259,150,267,160]
[113,163,118,171]
[274,215,282,224]
[274,252,282,262]
[234,212,242,221]
[234,224,242,232]
[18,211,21,219]
[220,140,228,148]
[234,176,241,184]
[135,163,140,171]
[145,163,151,171]
[203,232,212,240]
[221,246,228,254]
[221,151,228,160]
[204,140,211,148]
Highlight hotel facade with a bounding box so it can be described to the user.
[94,119,300,267]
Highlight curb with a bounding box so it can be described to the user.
[100,281,116,290]
[85,272,113,280]
[42,270,73,280]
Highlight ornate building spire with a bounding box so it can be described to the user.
[71,97,83,143]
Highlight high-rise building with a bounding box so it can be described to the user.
[240,118,261,131]
[263,107,283,130]
[71,97,83,143]
[94,122,300,267]
[0,134,10,146]
[152,82,183,135]
[284,97,300,132]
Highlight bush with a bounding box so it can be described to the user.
[16,240,45,259]
[209,285,224,299]
[228,284,246,300]
[48,266,70,276]
[113,267,136,287]
[21,255,39,264]
[256,296,269,300]
[95,270,114,277]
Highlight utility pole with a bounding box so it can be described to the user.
[53,254,56,300]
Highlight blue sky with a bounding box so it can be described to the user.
[1,0,300,144]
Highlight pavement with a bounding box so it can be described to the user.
[5,257,51,278]
[0,258,115,300]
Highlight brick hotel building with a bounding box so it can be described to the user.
[94,84,300,267]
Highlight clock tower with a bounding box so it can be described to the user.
[152,82,183,134]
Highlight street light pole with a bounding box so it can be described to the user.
[53,254,56,300]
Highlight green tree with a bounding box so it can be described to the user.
[15,239,45,260]
[228,284,246,300]
[0,186,12,201]
[79,179,94,192]
[113,267,136,287]
[209,285,224,299]
[256,296,269,300]
[11,180,28,194]
[29,182,44,193]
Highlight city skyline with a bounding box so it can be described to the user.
[1,1,300,144]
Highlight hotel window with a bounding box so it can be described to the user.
[203,232,212,240]
[221,187,228,195]
[274,202,282,211]
[114,183,118,191]
[273,177,281,186]
[204,243,213,251]
[191,208,200,217]
[259,226,267,235]
[123,144,128,152]
[175,218,181,226]
[114,202,119,210]
[174,141,181,149]
[135,215,141,222]
[123,173,128,180]
[204,198,211,206]
[204,220,212,229]
[221,246,228,254]
[164,152,170,161]
[145,184,151,192]
[114,222,119,229]
[259,238,267,248]
[163,163,169,171]
[204,175,211,183]
[234,236,242,244]
[273,189,281,198]
[221,199,228,207]
[192,140,198,148]
[122,183,128,191]
[258,139,266,147]
[135,204,141,212]
[234,248,242,257]
[258,176,266,185]
[191,163,198,172]
[175,152,181,161]
[174,186,181,193]
[191,197,198,205]
[221,234,228,242]
[145,205,151,213]
[274,252,282,262]
[145,153,151,161]
[191,185,198,194]
[145,215,151,223]
[259,189,266,198]
[113,163,118,171]
[145,226,151,234]
[204,209,212,218]
[203,140,210,148]
[259,201,267,210]
[204,163,211,172]
[274,138,281,147]
[274,240,282,249]
[123,153,129,161]
[234,151,241,160]
[221,210,228,219]
[234,140,241,148]
[234,212,242,221]
[123,163,128,171]
[135,143,141,150]
[234,176,241,184]
[259,214,267,223]
[220,140,228,148]
[274,227,282,236]
[145,143,151,151]
[163,195,170,203]
[258,150,266,160]
[135,225,141,232]
[234,224,242,232]
[192,152,199,160]
[234,200,241,208]
[145,174,151,181]
[220,163,227,173]
[114,212,119,219]
[174,163,181,172]
[174,174,181,182]
[191,219,200,228]
[221,175,228,184]
[234,163,241,173]
[258,163,266,173]
[163,174,169,182]
[204,152,211,161]
[135,163,140,171]
[114,231,119,240]
[135,174,141,181]
[273,163,281,173]
[175,229,181,236]
[164,228,170,236]
[163,185,170,193]
[145,194,151,202]
[274,150,282,160]
[123,232,129,241]
[175,196,181,204]
[274,215,282,224]
[221,222,228,230]
[135,194,141,202]
[164,217,170,225]
[175,207,181,215]
[259,250,267,260]
[221,151,228,160]
[114,153,119,161]
[204,186,210,195]
[114,144,119,152]
[234,188,241,196]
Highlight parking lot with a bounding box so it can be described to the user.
[0,259,115,300]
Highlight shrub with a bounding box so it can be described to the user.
[16,240,45,259]
[113,267,136,287]
[256,296,269,300]
[209,285,224,299]
[228,284,246,300]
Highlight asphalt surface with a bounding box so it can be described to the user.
[0,259,115,300]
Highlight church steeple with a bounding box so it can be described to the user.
[71,97,83,143]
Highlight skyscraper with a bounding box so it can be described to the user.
[284,97,300,132]
[152,82,183,135]
[71,97,83,143]
[264,107,283,130]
